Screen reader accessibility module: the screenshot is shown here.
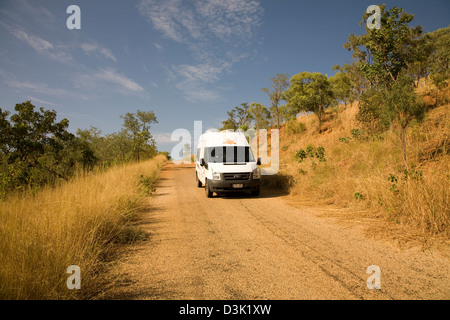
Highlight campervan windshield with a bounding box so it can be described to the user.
[205,146,255,164]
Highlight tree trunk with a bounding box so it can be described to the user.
[317,105,323,132]
[276,108,280,130]
[357,92,361,108]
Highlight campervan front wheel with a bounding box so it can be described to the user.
[205,179,213,198]
[196,173,202,188]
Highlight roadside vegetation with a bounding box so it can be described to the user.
[0,154,166,299]
[1,102,159,198]
[220,5,449,241]
[0,97,167,299]
[279,91,448,241]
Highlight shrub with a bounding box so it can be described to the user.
[354,192,364,200]
[316,146,326,162]
[296,149,307,162]
[286,120,306,135]
[295,145,326,163]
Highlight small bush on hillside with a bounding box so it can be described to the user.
[316,147,326,162]
[306,145,315,157]
[354,192,364,200]
[296,149,307,162]
[295,145,326,163]
[350,128,365,139]
[338,128,366,144]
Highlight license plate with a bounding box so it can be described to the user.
[232,184,243,188]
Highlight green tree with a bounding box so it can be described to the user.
[344,4,428,171]
[77,126,133,166]
[76,126,104,160]
[278,104,298,123]
[344,5,423,89]
[332,61,368,108]
[233,103,253,130]
[428,26,450,105]
[262,73,289,129]
[329,70,353,106]
[249,102,271,130]
[0,101,96,195]
[220,103,253,131]
[356,87,386,132]
[385,75,426,170]
[407,32,434,87]
[220,115,237,131]
[284,72,334,131]
[121,110,158,162]
[106,129,134,163]
[283,86,304,119]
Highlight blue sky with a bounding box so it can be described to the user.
[0,0,449,153]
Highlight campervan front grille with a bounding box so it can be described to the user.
[223,173,251,181]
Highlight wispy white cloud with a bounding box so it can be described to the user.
[81,42,117,62]
[9,80,73,97]
[175,63,224,83]
[10,29,53,52]
[94,69,144,93]
[27,96,57,107]
[76,68,145,94]
[175,81,221,102]
[5,25,72,63]
[138,0,262,45]
[138,0,190,42]
[138,0,263,102]
[0,0,55,25]
[195,0,263,42]
[172,62,230,102]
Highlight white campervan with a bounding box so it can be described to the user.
[195,131,261,197]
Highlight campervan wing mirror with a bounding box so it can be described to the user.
[257,157,261,166]
[201,158,207,168]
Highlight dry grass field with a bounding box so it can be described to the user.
[0,155,166,299]
[266,82,449,242]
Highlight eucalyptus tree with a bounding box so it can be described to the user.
[284,72,334,131]
[262,73,289,129]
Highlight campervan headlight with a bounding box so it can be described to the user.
[213,171,221,181]
[253,168,260,179]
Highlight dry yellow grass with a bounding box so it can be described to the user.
[0,155,166,299]
[277,95,449,240]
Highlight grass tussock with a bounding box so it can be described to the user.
[0,155,166,300]
[276,97,449,240]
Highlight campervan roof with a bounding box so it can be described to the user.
[199,131,249,147]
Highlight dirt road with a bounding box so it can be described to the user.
[104,163,449,300]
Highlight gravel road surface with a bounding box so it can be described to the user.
[104,163,449,300]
